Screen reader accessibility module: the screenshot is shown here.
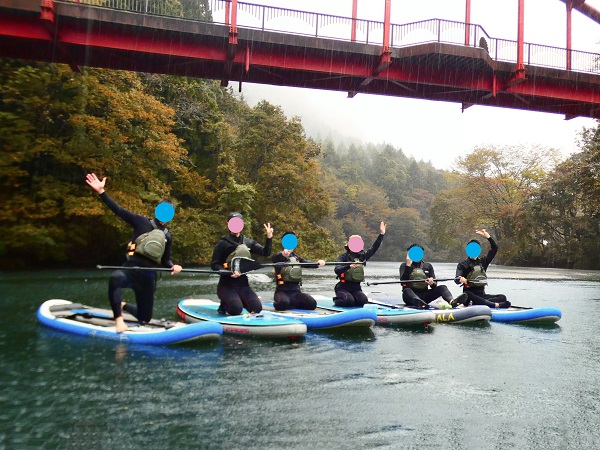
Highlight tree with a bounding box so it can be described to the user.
[0,61,211,268]
[431,145,560,264]
[527,124,600,268]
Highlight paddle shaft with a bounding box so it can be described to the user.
[366,277,459,286]
[367,298,404,309]
[231,257,363,274]
[258,261,359,268]
[96,265,226,274]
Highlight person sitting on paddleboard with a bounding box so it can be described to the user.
[333,221,386,307]
[399,244,468,309]
[271,232,325,311]
[210,212,273,315]
[455,229,511,309]
[85,173,182,333]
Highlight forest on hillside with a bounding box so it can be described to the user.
[0,57,598,270]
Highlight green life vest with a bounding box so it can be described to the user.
[344,258,365,283]
[280,256,303,283]
[409,267,428,291]
[467,263,488,288]
[225,244,251,267]
[131,225,167,265]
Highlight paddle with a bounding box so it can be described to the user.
[367,298,406,309]
[367,297,442,311]
[366,277,460,286]
[96,265,231,275]
[231,257,363,274]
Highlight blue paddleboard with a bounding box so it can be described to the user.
[177,298,307,338]
[261,301,377,329]
[313,294,436,326]
[491,306,562,324]
[365,292,492,324]
[38,299,222,345]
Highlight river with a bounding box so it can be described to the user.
[1,262,599,449]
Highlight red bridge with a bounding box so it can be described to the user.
[1,0,600,119]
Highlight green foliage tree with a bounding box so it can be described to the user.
[0,60,212,268]
[526,125,600,268]
[431,145,560,264]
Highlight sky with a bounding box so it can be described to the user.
[227,0,600,170]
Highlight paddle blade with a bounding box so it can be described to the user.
[231,257,262,274]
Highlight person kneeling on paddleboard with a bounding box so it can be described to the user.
[211,212,273,315]
[271,232,325,311]
[399,244,467,309]
[455,229,511,309]
[333,221,386,307]
[85,173,182,333]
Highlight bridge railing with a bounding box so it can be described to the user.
[60,0,600,74]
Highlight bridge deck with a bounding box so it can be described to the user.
[1,0,599,118]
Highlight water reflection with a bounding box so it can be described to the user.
[3,264,600,449]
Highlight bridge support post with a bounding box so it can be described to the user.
[515,0,525,78]
[40,0,55,23]
[464,0,471,46]
[566,0,573,70]
[381,0,391,64]
[229,0,238,45]
[351,0,358,42]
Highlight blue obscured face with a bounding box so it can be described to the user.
[466,241,482,258]
[408,245,424,263]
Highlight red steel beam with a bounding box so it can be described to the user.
[351,0,358,42]
[559,0,600,24]
[465,0,471,46]
[382,0,392,58]
[566,1,573,70]
[516,0,525,76]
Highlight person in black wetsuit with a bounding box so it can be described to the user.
[86,173,182,333]
[271,233,325,311]
[333,221,386,307]
[210,212,273,315]
[399,244,467,308]
[455,229,511,309]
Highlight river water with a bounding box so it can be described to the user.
[1,262,599,449]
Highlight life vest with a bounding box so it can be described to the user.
[277,256,303,284]
[341,256,364,283]
[222,235,252,269]
[466,262,488,288]
[127,219,167,265]
[408,267,428,291]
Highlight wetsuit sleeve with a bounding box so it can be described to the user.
[455,260,469,284]
[248,237,272,257]
[161,232,174,268]
[99,192,144,226]
[334,254,350,276]
[210,241,227,271]
[271,252,285,276]
[482,237,498,270]
[399,263,411,280]
[425,263,437,287]
[271,252,286,263]
[364,234,384,261]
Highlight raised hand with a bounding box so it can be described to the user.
[380,221,386,235]
[86,173,106,194]
[475,229,490,239]
[264,223,273,239]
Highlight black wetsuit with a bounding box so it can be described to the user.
[100,192,174,322]
[333,234,384,307]
[455,236,508,308]
[210,233,272,315]
[271,252,318,311]
[399,261,454,308]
